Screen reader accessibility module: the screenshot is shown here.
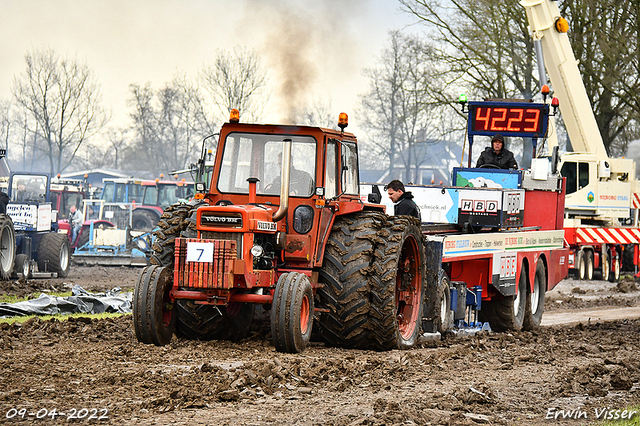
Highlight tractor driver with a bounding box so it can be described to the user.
[14,180,28,202]
[265,153,314,196]
[476,134,518,169]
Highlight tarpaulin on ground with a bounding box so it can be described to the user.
[0,285,132,318]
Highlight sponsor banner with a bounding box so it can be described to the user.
[436,229,565,258]
[7,203,51,231]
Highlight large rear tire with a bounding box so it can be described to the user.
[149,203,194,266]
[317,212,380,348]
[271,272,314,353]
[36,233,70,278]
[523,259,546,330]
[0,215,16,280]
[317,213,424,350]
[369,216,425,350]
[479,260,527,332]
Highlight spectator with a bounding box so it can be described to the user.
[69,205,83,245]
[386,179,420,219]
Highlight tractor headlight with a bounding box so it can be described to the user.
[251,245,264,257]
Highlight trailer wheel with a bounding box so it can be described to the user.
[0,214,16,281]
[609,253,620,282]
[369,216,425,349]
[523,259,546,330]
[436,270,452,333]
[317,212,381,348]
[36,233,70,278]
[602,250,611,281]
[271,272,314,353]
[480,261,527,332]
[585,250,594,280]
[175,301,254,342]
[135,265,176,346]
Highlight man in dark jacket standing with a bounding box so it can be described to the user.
[476,134,518,169]
[386,179,420,219]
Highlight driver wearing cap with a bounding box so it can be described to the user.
[476,134,518,169]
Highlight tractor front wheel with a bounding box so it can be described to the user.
[271,272,314,353]
[37,233,70,278]
[133,265,176,346]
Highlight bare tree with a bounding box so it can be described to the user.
[358,31,442,183]
[400,0,639,156]
[128,75,215,175]
[200,47,269,123]
[11,48,108,174]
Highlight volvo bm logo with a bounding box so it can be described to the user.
[201,215,242,226]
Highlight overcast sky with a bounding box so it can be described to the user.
[0,0,419,135]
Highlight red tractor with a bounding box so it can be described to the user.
[133,111,425,353]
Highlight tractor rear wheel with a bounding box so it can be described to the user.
[523,259,546,330]
[479,260,527,332]
[0,214,16,280]
[369,216,425,349]
[317,212,383,348]
[133,265,176,345]
[271,272,314,353]
[132,210,158,232]
[317,213,425,350]
[37,233,70,278]
[149,203,194,267]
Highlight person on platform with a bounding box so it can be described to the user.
[476,134,518,169]
[386,179,420,219]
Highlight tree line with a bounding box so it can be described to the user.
[1,0,637,181]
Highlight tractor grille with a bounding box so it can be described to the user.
[200,231,243,259]
[174,238,237,289]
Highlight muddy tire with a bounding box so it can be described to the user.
[133,265,157,344]
[149,203,195,267]
[132,210,159,232]
[133,265,176,346]
[622,244,635,272]
[36,233,70,278]
[602,250,611,281]
[0,214,16,281]
[369,216,425,349]
[479,260,527,332]
[523,259,546,330]
[317,212,382,348]
[271,272,314,353]
[176,301,254,342]
[317,213,425,350]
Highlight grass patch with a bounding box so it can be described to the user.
[0,291,73,304]
[0,312,130,325]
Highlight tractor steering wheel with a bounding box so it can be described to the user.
[478,164,501,169]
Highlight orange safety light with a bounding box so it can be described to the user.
[174,174,178,179]
[194,193,205,200]
[338,112,348,131]
[230,109,240,123]
[160,174,164,178]
[555,17,569,33]
[541,85,550,96]
[155,178,160,183]
[57,173,61,178]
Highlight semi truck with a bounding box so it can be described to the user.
[133,100,569,352]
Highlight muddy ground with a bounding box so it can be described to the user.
[0,266,639,425]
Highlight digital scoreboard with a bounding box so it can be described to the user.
[467,101,549,138]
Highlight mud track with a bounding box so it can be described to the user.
[0,266,639,425]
